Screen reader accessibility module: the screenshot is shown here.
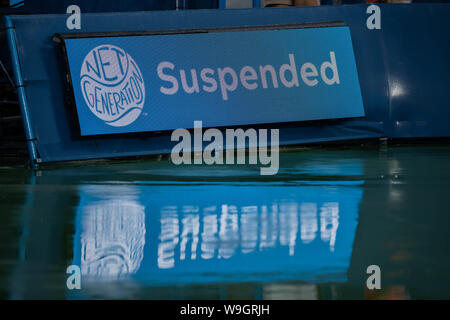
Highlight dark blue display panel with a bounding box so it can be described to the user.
[63,26,364,136]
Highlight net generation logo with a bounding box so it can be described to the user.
[80,44,145,127]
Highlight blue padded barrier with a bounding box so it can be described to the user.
[3,4,450,164]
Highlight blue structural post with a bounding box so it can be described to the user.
[4,16,39,168]
[253,0,261,8]
[219,0,227,9]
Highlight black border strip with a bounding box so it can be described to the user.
[54,21,347,41]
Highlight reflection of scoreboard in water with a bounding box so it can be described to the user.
[72,161,363,285]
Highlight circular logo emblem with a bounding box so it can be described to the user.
[80,45,145,127]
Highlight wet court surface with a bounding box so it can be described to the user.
[1,144,450,299]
